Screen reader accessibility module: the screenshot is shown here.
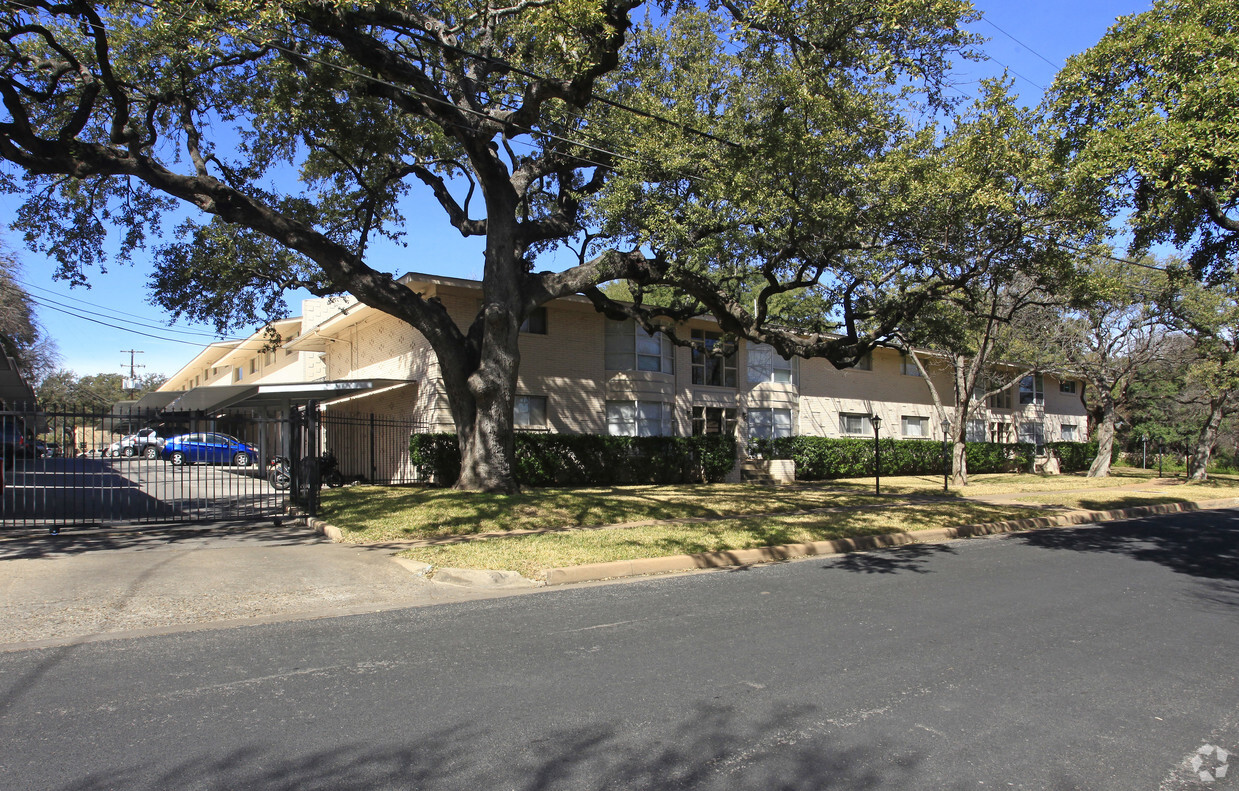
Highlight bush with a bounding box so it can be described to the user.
[410,432,737,487]
[749,436,1037,479]
[1045,441,1110,473]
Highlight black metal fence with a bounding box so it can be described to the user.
[1,404,288,529]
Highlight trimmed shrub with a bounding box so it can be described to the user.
[410,432,736,487]
[1044,441,1109,473]
[750,436,1037,479]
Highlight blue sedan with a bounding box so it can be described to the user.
[162,433,259,467]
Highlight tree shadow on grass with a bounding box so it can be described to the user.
[41,701,923,791]
[822,543,958,575]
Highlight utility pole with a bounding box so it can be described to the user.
[120,349,145,396]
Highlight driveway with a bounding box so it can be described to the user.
[0,522,497,647]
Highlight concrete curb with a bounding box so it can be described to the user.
[540,496,1239,586]
[306,517,344,543]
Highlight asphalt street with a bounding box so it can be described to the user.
[2,509,1238,790]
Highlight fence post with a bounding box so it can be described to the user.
[369,413,376,484]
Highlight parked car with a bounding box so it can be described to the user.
[108,428,170,459]
[0,420,32,468]
[162,433,259,467]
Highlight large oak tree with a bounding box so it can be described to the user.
[2,0,1006,491]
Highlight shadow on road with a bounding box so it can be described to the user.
[821,542,958,575]
[43,702,923,791]
[1014,509,1239,583]
[0,522,319,561]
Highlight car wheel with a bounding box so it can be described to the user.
[232,451,251,467]
[170,451,187,466]
[122,446,136,457]
[143,445,159,460]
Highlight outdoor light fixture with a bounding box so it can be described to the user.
[869,414,882,496]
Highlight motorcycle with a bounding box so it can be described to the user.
[267,456,291,490]
[289,450,345,489]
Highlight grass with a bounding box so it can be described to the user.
[317,469,1239,582]
[395,501,1053,580]
[318,483,885,543]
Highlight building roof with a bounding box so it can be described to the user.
[157,340,241,391]
[0,349,36,409]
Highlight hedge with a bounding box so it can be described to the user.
[409,433,737,487]
[748,436,1041,480]
[1043,441,1120,473]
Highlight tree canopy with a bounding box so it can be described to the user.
[1050,0,1239,282]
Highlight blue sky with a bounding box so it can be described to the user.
[1,1,1152,379]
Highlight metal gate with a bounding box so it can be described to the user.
[1,404,289,529]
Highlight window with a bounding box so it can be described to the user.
[746,344,798,385]
[966,420,987,443]
[901,353,921,376]
[749,408,793,440]
[1019,375,1044,405]
[1018,421,1045,447]
[901,415,929,438]
[607,401,672,436]
[285,349,294,357]
[991,422,1012,443]
[854,352,873,371]
[840,413,868,436]
[605,320,673,373]
[514,395,548,427]
[521,307,548,334]
[265,350,276,366]
[235,367,243,382]
[1061,423,1078,441]
[194,376,200,387]
[1060,380,1076,394]
[212,367,217,375]
[988,388,1011,410]
[692,406,736,436]
[249,359,256,375]
[692,329,737,387]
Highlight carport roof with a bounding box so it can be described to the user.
[161,379,412,413]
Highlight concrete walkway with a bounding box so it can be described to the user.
[0,522,510,649]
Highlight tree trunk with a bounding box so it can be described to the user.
[1188,397,1225,482]
[1087,399,1116,478]
[951,440,968,487]
[450,203,524,494]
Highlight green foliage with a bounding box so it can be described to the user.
[411,433,736,487]
[1044,441,1113,473]
[1051,0,1239,280]
[749,436,1040,479]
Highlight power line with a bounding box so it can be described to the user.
[22,295,236,346]
[979,17,1061,70]
[10,277,245,339]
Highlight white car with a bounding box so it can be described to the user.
[107,428,168,459]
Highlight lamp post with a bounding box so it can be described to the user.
[869,414,882,496]
[941,419,952,492]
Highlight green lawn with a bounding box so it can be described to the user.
[395,501,1052,579]
[315,470,1239,582]
[318,483,886,543]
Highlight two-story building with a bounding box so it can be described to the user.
[154,272,1089,481]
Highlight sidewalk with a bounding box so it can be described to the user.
[0,522,513,650]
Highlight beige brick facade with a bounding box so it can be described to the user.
[163,273,1089,455]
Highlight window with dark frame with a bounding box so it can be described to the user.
[1019,374,1045,405]
[692,406,737,436]
[520,307,548,334]
[1059,379,1076,394]
[691,329,737,387]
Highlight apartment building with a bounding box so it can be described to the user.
[281,273,1088,448]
